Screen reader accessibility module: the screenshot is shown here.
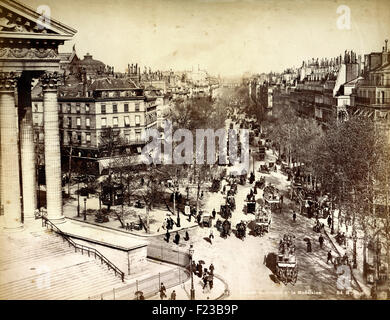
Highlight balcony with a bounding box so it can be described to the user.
[355,96,390,106]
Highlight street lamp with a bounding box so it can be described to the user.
[189,244,195,300]
[353,229,357,269]
[176,185,181,228]
[83,198,87,221]
[77,178,80,217]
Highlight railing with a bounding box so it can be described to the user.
[41,215,125,282]
[88,267,189,300]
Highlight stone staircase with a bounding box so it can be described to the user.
[0,229,124,300]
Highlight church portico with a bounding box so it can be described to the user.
[0,0,76,229]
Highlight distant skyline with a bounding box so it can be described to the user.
[27,0,390,77]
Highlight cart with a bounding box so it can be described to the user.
[246,201,256,214]
[202,213,212,228]
[254,206,272,234]
[276,234,298,285]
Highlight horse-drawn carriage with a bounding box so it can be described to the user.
[235,221,247,240]
[201,212,213,228]
[210,179,221,192]
[259,165,270,174]
[220,204,232,219]
[246,200,256,214]
[216,219,231,238]
[276,234,298,285]
[263,185,281,210]
[227,195,236,211]
[253,206,272,235]
[255,176,266,189]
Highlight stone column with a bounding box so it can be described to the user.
[0,72,23,230]
[41,72,64,223]
[19,74,37,221]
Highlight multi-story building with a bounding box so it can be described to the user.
[351,40,390,138]
[32,53,157,165]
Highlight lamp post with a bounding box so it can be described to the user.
[189,244,195,300]
[77,178,80,217]
[353,229,357,269]
[83,198,87,221]
[176,184,181,228]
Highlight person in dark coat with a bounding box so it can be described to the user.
[327,250,333,264]
[212,209,216,219]
[197,263,203,278]
[174,232,180,245]
[197,214,201,224]
[327,216,332,228]
[292,212,297,222]
[160,283,167,299]
[184,230,190,241]
[319,235,324,249]
[307,239,312,252]
[165,230,170,243]
[170,290,176,300]
[209,263,215,275]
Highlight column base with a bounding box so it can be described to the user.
[2,223,24,233]
[48,216,66,224]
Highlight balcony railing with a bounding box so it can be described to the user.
[355,97,390,106]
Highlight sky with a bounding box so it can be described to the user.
[26,0,390,77]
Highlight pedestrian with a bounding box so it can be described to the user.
[319,234,324,249]
[197,263,203,278]
[327,250,333,264]
[209,263,214,275]
[184,230,190,241]
[212,208,216,219]
[280,195,284,205]
[306,239,312,253]
[170,290,176,300]
[165,230,170,243]
[174,232,180,245]
[327,216,332,228]
[197,214,201,224]
[202,274,208,289]
[160,283,167,300]
[209,229,214,239]
[292,212,296,222]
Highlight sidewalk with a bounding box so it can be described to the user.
[63,196,199,238]
[145,273,228,300]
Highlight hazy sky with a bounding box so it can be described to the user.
[27,0,390,76]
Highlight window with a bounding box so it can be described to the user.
[86,132,91,143]
[124,116,130,127]
[77,132,82,144]
[101,118,107,128]
[59,103,62,113]
[67,103,71,113]
[76,117,81,127]
[76,103,80,113]
[135,103,140,111]
[135,130,141,141]
[85,104,90,113]
[125,131,130,142]
[86,118,90,128]
[101,104,106,114]
[34,104,39,112]
[135,115,140,126]
[124,103,129,112]
[68,131,72,143]
[68,117,72,128]
[113,117,119,127]
[113,104,118,113]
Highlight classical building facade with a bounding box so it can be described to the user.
[0,0,76,227]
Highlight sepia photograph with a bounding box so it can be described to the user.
[0,0,389,303]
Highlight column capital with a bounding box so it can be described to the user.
[0,72,22,91]
[41,71,60,91]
